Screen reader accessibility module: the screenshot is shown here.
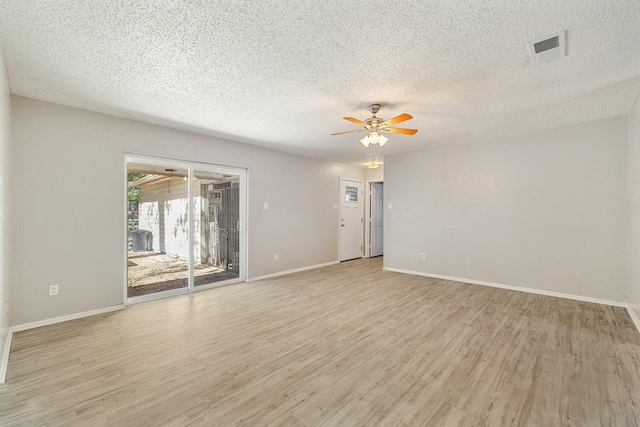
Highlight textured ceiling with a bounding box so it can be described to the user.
[1,1,640,166]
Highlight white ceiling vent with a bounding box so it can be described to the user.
[528,31,566,64]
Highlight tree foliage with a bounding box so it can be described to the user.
[127,173,147,205]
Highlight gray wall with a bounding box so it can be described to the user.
[384,116,629,301]
[628,95,640,317]
[11,96,364,325]
[0,47,11,367]
[7,93,637,325]
[365,165,384,181]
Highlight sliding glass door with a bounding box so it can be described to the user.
[192,169,241,288]
[125,155,246,302]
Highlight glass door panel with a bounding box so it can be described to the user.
[193,169,241,287]
[127,161,190,298]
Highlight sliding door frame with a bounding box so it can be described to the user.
[123,153,248,305]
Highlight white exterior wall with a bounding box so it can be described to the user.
[11,96,364,325]
[137,177,206,260]
[384,116,629,302]
[138,177,190,258]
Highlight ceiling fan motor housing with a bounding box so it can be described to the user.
[365,117,383,130]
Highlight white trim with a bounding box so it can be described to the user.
[382,267,627,307]
[243,170,250,283]
[626,305,640,334]
[127,287,189,305]
[188,165,194,292]
[0,304,126,383]
[194,278,243,291]
[10,305,126,333]
[0,329,13,384]
[247,261,339,282]
[123,156,129,304]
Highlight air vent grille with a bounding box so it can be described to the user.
[529,31,566,64]
[534,36,559,54]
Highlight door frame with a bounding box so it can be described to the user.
[338,177,365,262]
[365,179,384,258]
[123,153,248,304]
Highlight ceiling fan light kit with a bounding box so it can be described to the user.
[365,150,383,169]
[366,160,382,169]
[360,132,388,148]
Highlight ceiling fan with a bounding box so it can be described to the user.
[331,103,417,147]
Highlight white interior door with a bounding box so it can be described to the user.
[340,179,364,261]
[370,182,383,257]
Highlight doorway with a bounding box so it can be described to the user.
[339,178,364,261]
[369,181,384,257]
[125,155,246,303]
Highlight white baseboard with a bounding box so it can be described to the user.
[382,267,627,308]
[10,304,126,333]
[0,328,13,384]
[0,304,126,384]
[626,305,640,334]
[247,261,339,282]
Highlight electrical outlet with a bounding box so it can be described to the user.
[274,253,279,261]
[264,202,269,209]
[388,203,393,209]
[49,285,59,296]
[420,253,426,260]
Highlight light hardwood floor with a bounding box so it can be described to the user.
[1,258,640,426]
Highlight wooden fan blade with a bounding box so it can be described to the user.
[331,129,366,136]
[380,113,413,127]
[343,117,367,127]
[382,127,418,135]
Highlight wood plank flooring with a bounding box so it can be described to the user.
[1,258,640,426]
